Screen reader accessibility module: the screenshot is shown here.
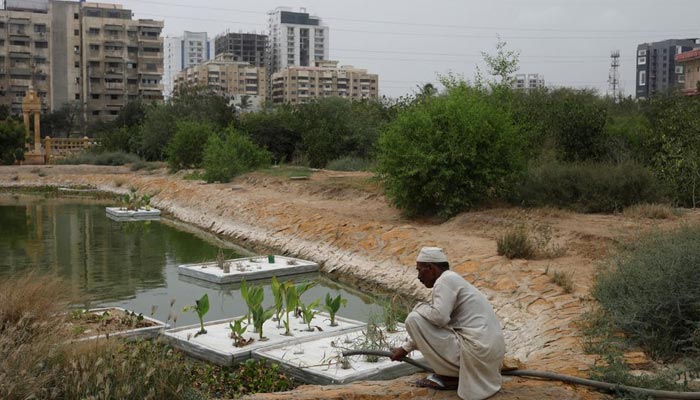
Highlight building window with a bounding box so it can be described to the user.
[74,13,79,19]
[637,56,646,65]
[74,29,80,36]
[678,75,685,83]
[75,94,80,100]
[676,65,684,74]
[92,94,100,99]
[639,70,646,86]
[75,61,80,68]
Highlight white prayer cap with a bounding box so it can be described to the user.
[416,247,448,263]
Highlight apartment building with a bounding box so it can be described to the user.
[174,53,265,111]
[164,31,214,97]
[0,0,164,122]
[267,7,328,75]
[214,31,266,68]
[270,60,378,104]
[675,49,700,96]
[0,0,53,115]
[513,73,545,91]
[636,39,699,99]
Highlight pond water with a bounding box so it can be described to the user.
[0,193,382,327]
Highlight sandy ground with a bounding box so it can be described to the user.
[3,164,699,399]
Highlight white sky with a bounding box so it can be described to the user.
[116,0,700,98]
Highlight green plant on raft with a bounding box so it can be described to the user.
[271,276,285,328]
[300,299,320,332]
[323,293,347,327]
[229,316,253,347]
[251,303,276,341]
[183,293,209,336]
[240,279,252,324]
[281,281,298,336]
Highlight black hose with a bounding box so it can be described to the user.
[342,349,700,400]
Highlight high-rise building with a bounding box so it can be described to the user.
[270,60,378,105]
[513,74,545,91]
[164,31,214,97]
[675,48,700,96]
[635,39,699,99]
[214,31,266,68]
[174,53,266,111]
[0,0,164,122]
[266,7,328,75]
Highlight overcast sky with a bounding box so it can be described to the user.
[116,0,700,98]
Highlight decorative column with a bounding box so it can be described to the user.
[23,111,31,151]
[33,111,41,153]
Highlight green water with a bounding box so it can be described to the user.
[0,193,381,326]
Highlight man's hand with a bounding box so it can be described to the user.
[389,347,408,361]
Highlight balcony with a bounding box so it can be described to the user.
[105,50,124,58]
[105,82,124,90]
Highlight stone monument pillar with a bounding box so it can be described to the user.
[21,87,45,164]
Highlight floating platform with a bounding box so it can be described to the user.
[177,256,319,284]
[70,307,169,342]
[163,312,363,366]
[253,323,424,385]
[105,207,161,221]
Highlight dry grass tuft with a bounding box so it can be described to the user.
[622,203,680,220]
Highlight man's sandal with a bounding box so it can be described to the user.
[414,373,458,390]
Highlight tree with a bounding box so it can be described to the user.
[377,81,524,217]
[0,105,9,121]
[476,37,520,90]
[166,121,216,171]
[203,127,271,183]
[40,101,84,138]
[0,120,25,165]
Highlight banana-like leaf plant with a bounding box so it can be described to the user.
[183,293,209,335]
[300,299,320,332]
[271,276,285,328]
[323,293,347,327]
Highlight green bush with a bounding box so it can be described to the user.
[325,157,374,171]
[376,82,524,217]
[140,105,178,161]
[238,108,302,164]
[0,119,25,165]
[548,88,608,162]
[56,151,140,166]
[202,127,270,183]
[594,226,700,359]
[512,160,664,213]
[167,121,216,171]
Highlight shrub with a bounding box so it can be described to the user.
[202,127,270,183]
[622,203,679,220]
[377,82,524,217]
[548,88,608,162]
[238,108,302,164]
[512,160,665,213]
[167,121,216,171]
[140,105,178,161]
[325,156,374,171]
[57,151,140,166]
[594,226,700,359]
[497,226,535,259]
[0,119,25,165]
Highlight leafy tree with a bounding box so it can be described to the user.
[40,101,84,138]
[166,121,216,171]
[0,105,9,121]
[476,37,520,90]
[296,97,387,168]
[238,107,302,164]
[645,94,700,207]
[0,120,25,165]
[203,127,271,183]
[548,88,608,162]
[377,81,524,217]
[170,84,235,128]
[140,105,177,161]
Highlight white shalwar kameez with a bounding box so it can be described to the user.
[402,270,506,400]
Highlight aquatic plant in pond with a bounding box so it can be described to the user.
[300,299,320,332]
[281,280,317,336]
[183,293,209,336]
[119,189,153,211]
[323,293,347,327]
[271,276,285,328]
[229,316,253,347]
[240,279,252,323]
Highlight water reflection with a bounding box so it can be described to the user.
[0,194,380,326]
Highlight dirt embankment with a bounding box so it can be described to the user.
[3,164,699,400]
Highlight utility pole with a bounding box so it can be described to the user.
[608,50,621,99]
